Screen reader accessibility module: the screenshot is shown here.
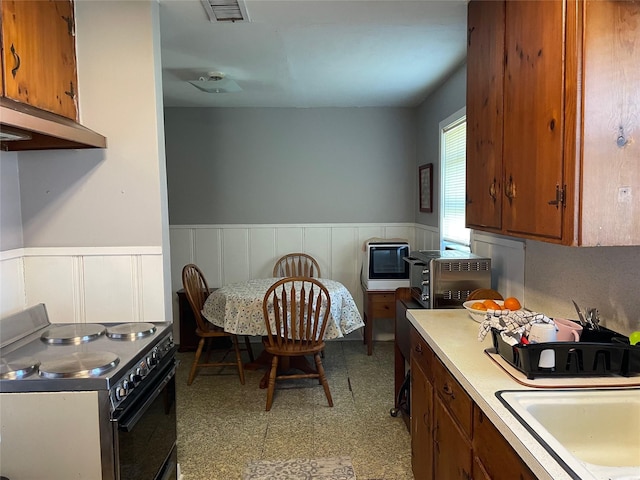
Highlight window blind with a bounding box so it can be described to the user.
[442,117,470,246]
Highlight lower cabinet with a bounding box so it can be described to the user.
[410,341,434,478]
[473,408,537,480]
[410,325,536,480]
[434,396,472,479]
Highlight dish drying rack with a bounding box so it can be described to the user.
[491,323,640,379]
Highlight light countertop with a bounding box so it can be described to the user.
[407,308,596,480]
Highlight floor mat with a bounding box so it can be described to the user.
[243,457,356,480]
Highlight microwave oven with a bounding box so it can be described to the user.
[361,241,410,291]
[404,250,491,308]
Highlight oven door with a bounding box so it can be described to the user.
[112,354,178,480]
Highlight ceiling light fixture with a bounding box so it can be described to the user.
[188,71,242,93]
[200,0,250,23]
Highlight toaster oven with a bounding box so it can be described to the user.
[403,250,491,309]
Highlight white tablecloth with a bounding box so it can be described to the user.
[202,278,364,339]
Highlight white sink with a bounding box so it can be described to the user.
[498,389,640,480]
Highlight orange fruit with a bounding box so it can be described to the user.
[483,299,501,310]
[471,302,487,311]
[503,297,522,310]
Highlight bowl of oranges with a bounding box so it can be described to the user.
[463,297,522,323]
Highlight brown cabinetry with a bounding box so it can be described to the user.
[473,408,536,480]
[434,396,472,480]
[1,0,79,120]
[410,327,435,479]
[394,287,419,430]
[361,286,395,355]
[410,325,535,480]
[432,356,473,480]
[466,0,640,246]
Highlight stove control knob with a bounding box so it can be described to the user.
[147,352,158,366]
[117,380,130,399]
[129,372,142,385]
[116,385,127,401]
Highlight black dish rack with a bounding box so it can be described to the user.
[491,323,640,379]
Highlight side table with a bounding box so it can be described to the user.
[361,284,396,355]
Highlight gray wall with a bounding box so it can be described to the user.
[164,107,416,225]
[415,62,467,228]
[0,153,23,250]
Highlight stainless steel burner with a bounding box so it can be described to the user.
[0,357,40,379]
[38,351,120,379]
[41,324,106,345]
[106,322,156,340]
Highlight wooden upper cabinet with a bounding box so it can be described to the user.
[466,0,505,231]
[1,0,78,120]
[503,0,566,240]
[580,0,640,246]
[466,0,640,246]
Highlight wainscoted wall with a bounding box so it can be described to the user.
[0,226,524,345]
[168,222,469,343]
[0,247,164,324]
[169,223,432,315]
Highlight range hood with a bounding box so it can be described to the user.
[0,97,107,151]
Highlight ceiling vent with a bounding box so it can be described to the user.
[200,0,250,22]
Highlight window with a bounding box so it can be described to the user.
[439,107,469,250]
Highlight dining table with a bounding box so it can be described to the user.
[201,277,364,387]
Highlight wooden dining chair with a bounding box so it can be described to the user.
[272,253,321,278]
[261,276,333,411]
[181,264,254,385]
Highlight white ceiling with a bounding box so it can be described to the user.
[159,0,468,108]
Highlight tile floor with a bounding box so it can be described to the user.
[175,340,414,480]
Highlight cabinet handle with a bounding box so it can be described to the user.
[489,179,497,201]
[442,382,455,399]
[65,81,76,100]
[547,184,565,209]
[617,126,629,148]
[10,44,20,78]
[415,343,423,354]
[61,15,75,36]
[505,175,516,201]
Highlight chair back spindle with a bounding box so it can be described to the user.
[272,253,321,278]
[263,277,330,351]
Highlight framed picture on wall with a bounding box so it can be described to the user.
[419,163,433,213]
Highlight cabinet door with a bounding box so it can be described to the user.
[1,0,78,120]
[433,357,473,437]
[410,356,434,480]
[503,0,566,239]
[434,396,472,480]
[579,0,640,246]
[466,0,505,231]
[473,408,537,480]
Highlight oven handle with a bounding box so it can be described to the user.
[115,361,177,432]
